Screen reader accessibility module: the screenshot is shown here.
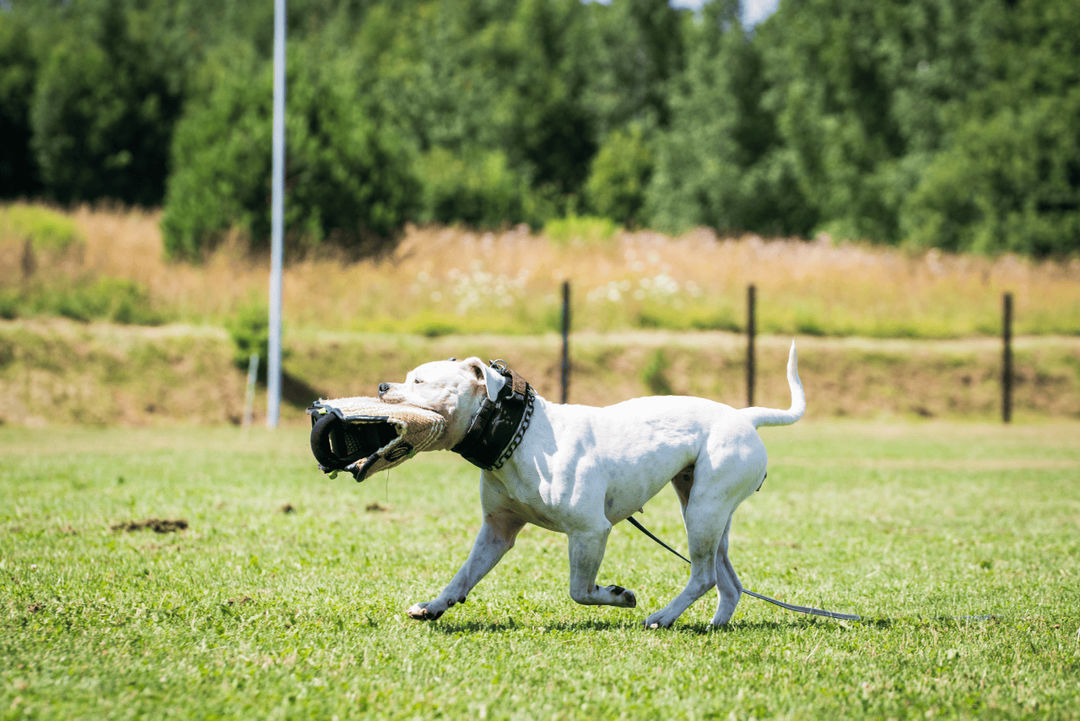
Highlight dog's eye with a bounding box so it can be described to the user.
[413,378,424,384]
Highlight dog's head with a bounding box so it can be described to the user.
[377,357,508,449]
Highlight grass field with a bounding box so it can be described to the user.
[3,422,1078,719]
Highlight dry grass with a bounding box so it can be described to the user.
[6,203,1080,337]
[4,316,1079,426]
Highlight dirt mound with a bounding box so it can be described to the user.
[111,518,188,534]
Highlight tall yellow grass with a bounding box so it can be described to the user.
[7,203,1080,337]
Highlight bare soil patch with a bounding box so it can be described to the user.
[111,518,188,534]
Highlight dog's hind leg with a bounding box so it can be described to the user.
[567,525,637,608]
[643,499,732,629]
[711,517,742,626]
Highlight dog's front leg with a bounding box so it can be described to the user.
[407,514,524,621]
[566,526,637,608]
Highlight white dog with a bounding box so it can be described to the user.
[376,342,805,628]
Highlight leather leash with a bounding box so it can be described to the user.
[627,515,862,621]
[626,516,998,623]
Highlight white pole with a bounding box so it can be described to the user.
[267,0,286,428]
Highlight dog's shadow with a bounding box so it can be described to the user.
[427,616,893,635]
[430,619,630,634]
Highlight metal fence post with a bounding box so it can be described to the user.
[747,284,756,407]
[561,280,571,404]
[243,354,260,428]
[1003,292,1013,424]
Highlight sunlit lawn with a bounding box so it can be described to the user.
[2,422,1078,719]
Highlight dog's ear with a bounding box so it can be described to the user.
[464,358,506,402]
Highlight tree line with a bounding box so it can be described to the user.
[1,0,1077,258]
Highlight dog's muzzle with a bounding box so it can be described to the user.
[307,397,446,481]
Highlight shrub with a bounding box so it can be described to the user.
[416,148,535,230]
[0,204,85,280]
[61,278,162,325]
[13,277,164,325]
[635,305,739,332]
[225,302,271,372]
[543,215,618,248]
[402,311,462,338]
[641,349,674,396]
[0,289,18,320]
[584,124,653,227]
[0,204,83,254]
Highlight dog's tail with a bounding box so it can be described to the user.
[739,341,806,428]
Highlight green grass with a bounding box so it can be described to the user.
[542,215,619,247]
[2,422,1079,719]
[0,277,167,325]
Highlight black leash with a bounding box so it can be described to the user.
[627,515,862,622]
[626,516,998,623]
[626,516,692,564]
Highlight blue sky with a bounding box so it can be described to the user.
[670,0,780,27]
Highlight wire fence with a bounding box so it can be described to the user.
[556,282,1022,424]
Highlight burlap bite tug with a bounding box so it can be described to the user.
[307,397,446,481]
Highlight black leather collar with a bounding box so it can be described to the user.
[451,363,535,471]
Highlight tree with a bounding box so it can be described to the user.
[901,88,1080,257]
[29,1,187,205]
[161,40,417,259]
[898,0,1080,255]
[646,0,813,236]
[581,0,687,135]
[753,0,1014,244]
[351,0,598,224]
[5,0,1079,257]
[0,8,42,197]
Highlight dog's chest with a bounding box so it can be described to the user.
[489,486,567,532]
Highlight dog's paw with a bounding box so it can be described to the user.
[642,610,677,630]
[406,602,444,621]
[607,585,637,608]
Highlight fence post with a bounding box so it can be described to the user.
[243,354,260,428]
[747,284,756,407]
[1002,292,1013,424]
[561,280,571,404]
